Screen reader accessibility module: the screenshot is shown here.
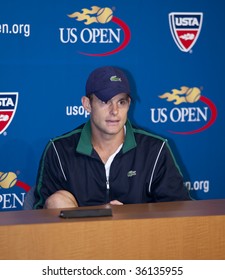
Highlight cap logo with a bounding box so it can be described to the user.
[110,75,122,82]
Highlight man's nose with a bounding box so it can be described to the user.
[109,101,119,115]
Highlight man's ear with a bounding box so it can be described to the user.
[81,96,91,112]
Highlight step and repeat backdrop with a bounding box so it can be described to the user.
[0,0,224,211]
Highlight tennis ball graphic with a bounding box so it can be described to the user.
[185,87,201,103]
[96,7,113,24]
[0,172,17,189]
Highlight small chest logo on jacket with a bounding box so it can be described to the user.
[127,170,136,177]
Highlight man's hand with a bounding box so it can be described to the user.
[109,200,123,205]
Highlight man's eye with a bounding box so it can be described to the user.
[119,99,128,105]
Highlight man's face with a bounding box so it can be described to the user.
[89,93,131,137]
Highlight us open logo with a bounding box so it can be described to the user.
[0,92,18,135]
[150,86,217,135]
[169,12,203,52]
[0,171,31,210]
[59,6,131,56]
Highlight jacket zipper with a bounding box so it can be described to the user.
[106,178,110,203]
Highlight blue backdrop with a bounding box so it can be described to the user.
[0,0,224,211]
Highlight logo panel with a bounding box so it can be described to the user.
[0,92,18,134]
[59,6,131,56]
[0,171,31,211]
[150,87,217,135]
[169,12,203,52]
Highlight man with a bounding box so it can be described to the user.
[33,66,190,209]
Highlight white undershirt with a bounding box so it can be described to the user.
[105,143,123,189]
[104,126,126,190]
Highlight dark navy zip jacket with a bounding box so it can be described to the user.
[34,120,190,209]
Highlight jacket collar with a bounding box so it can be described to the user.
[76,119,137,156]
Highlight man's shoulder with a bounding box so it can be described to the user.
[51,123,85,143]
[131,124,166,143]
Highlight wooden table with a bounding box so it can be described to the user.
[0,199,225,260]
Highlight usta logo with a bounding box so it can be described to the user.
[0,92,18,135]
[169,12,203,52]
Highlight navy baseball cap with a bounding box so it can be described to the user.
[85,66,130,102]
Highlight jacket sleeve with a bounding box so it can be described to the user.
[149,141,191,202]
[33,140,68,209]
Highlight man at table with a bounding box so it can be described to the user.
[33,66,190,209]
